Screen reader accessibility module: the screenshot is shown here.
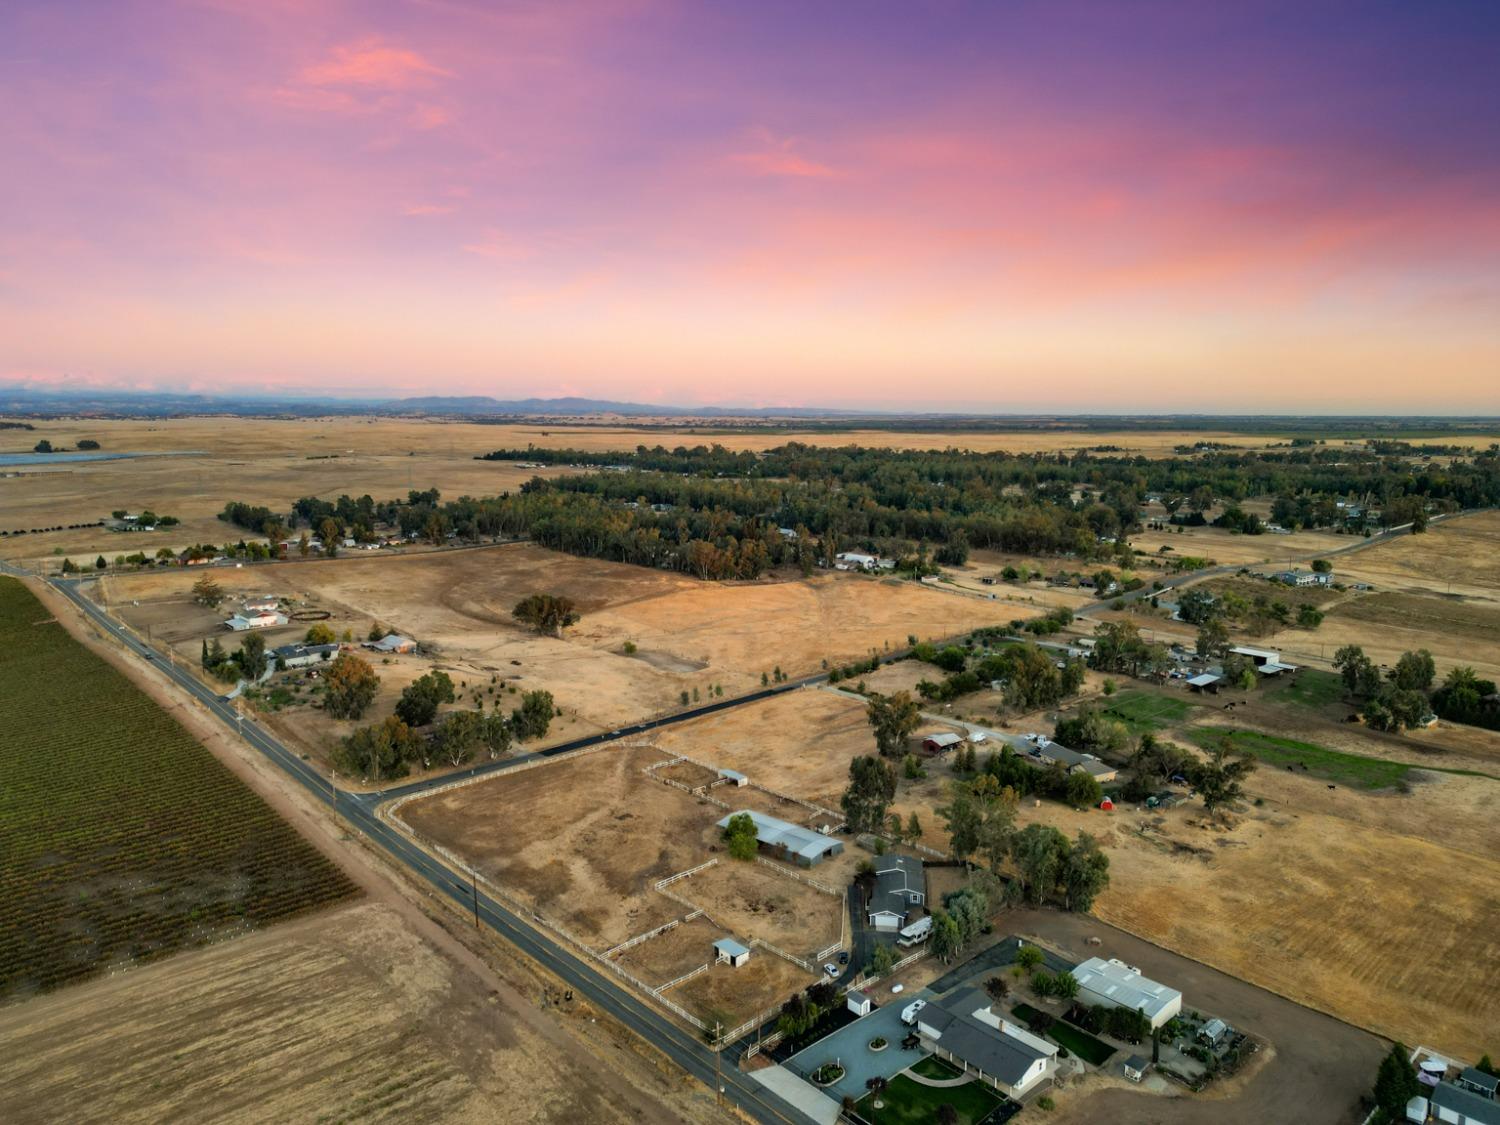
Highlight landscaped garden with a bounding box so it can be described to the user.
[854,1072,1005,1125]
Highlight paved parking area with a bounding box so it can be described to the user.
[785,994,931,1102]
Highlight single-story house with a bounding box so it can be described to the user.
[1032,741,1118,784]
[1186,672,1222,694]
[713,937,751,968]
[1122,1055,1150,1083]
[867,855,925,931]
[364,633,416,654]
[243,596,280,613]
[847,990,874,1017]
[1273,569,1332,587]
[1072,957,1182,1030]
[224,610,288,631]
[916,988,1058,1099]
[272,642,340,669]
[835,551,878,570]
[922,732,965,753]
[1432,1080,1500,1125]
[715,810,843,867]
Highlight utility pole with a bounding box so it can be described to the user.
[471,867,480,928]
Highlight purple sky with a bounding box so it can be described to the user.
[2,0,1498,410]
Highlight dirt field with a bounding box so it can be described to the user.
[399,745,706,948]
[1127,525,1351,567]
[671,860,843,959]
[612,916,727,988]
[0,901,705,1125]
[1306,590,1500,681]
[652,689,878,810]
[666,954,816,1028]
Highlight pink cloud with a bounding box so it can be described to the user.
[727,129,836,179]
[299,38,450,90]
[403,203,454,216]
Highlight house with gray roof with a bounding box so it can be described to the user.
[915,987,1057,1098]
[866,855,925,930]
[1433,1080,1500,1125]
[715,810,843,867]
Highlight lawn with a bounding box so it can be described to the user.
[1269,668,1346,711]
[1100,689,1190,734]
[1185,727,1412,790]
[855,1071,1004,1125]
[910,1054,966,1080]
[0,578,359,1000]
[1010,1003,1115,1066]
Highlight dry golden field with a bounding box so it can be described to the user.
[394,742,836,1025]
[0,900,713,1125]
[0,418,566,564]
[87,545,1032,784]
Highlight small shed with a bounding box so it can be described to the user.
[718,768,749,787]
[1122,1055,1150,1083]
[1186,673,1221,694]
[847,990,873,1017]
[713,938,751,968]
[1199,1018,1228,1046]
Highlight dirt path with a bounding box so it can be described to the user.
[10,578,725,1124]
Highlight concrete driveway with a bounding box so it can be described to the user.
[785,995,931,1102]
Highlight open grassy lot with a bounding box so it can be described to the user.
[0,577,358,1002]
[1266,667,1346,712]
[611,916,727,988]
[1333,510,1500,600]
[1098,689,1192,734]
[854,1070,1006,1125]
[1186,728,1416,790]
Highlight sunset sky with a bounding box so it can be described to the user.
[3,1,1498,412]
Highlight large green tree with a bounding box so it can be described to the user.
[512,593,580,637]
[510,690,556,741]
[322,652,380,720]
[841,755,897,834]
[1192,740,1256,814]
[723,812,759,860]
[395,670,456,728]
[1011,823,1070,905]
[866,691,921,757]
[1372,1044,1420,1119]
[1062,832,1111,912]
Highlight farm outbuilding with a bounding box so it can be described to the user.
[364,633,416,654]
[713,938,751,968]
[714,810,843,867]
[922,732,965,753]
[1073,957,1182,1030]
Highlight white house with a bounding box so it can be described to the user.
[1072,957,1182,1030]
[916,989,1058,1098]
[224,610,288,631]
[1431,1080,1500,1125]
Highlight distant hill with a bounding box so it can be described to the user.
[0,387,862,419]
